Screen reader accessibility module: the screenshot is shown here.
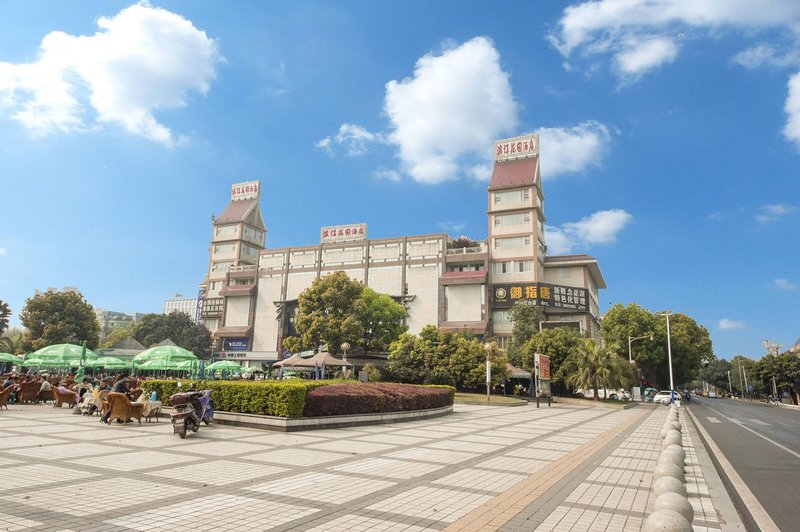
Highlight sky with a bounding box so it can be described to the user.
[0,1,797,360]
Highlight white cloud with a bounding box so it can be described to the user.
[718,318,745,331]
[732,44,800,69]
[537,121,612,178]
[0,247,7,256]
[372,168,402,182]
[0,3,221,146]
[614,36,678,80]
[316,123,386,156]
[546,209,632,254]
[784,73,800,149]
[383,36,517,184]
[774,278,797,290]
[755,203,795,223]
[438,221,466,233]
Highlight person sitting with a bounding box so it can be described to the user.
[2,376,15,390]
[39,377,52,393]
[101,373,130,423]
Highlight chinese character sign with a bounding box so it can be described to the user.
[231,180,260,201]
[320,223,367,244]
[494,134,539,162]
[492,282,589,312]
[536,354,551,380]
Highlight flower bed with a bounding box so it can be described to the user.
[141,380,454,418]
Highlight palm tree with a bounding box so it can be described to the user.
[0,300,10,337]
[565,339,634,400]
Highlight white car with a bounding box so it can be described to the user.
[653,390,676,404]
[708,391,717,398]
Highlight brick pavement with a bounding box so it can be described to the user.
[0,401,733,531]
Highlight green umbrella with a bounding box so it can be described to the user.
[133,345,197,365]
[32,344,98,364]
[205,360,243,371]
[92,356,130,370]
[0,353,23,364]
[20,358,43,367]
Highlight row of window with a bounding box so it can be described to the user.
[494,235,531,250]
[214,224,264,243]
[494,212,530,227]
[491,260,534,274]
[214,243,260,256]
[492,189,543,210]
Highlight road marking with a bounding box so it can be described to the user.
[708,407,800,461]
[748,418,770,426]
[687,408,780,532]
[706,416,721,423]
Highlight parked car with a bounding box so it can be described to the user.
[708,391,717,398]
[653,390,676,404]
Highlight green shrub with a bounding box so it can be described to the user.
[303,382,454,417]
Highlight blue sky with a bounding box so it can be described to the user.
[0,1,797,359]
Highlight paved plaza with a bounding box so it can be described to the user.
[0,402,736,531]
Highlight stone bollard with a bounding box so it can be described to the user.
[658,450,685,470]
[653,476,688,498]
[664,444,685,462]
[644,509,693,531]
[654,461,685,483]
[654,492,694,523]
[662,430,681,449]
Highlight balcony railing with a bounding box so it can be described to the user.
[228,264,258,273]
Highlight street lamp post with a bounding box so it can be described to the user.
[484,342,492,402]
[727,370,732,396]
[340,342,350,378]
[627,334,653,363]
[658,312,675,392]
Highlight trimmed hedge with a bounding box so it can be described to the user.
[141,380,454,418]
[140,379,326,418]
[303,383,454,417]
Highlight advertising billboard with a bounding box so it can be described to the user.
[321,223,367,244]
[231,180,260,201]
[492,283,589,312]
[223,338,250,351]
[494,134,539,162]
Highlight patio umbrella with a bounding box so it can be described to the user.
[20,358,43,367]
[92,356,130,370]
[133,345,197,365]
[205,360,243,372]
[32,344,98,366]
[0,353,23,364]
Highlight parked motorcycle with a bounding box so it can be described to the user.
[169,390,214,439]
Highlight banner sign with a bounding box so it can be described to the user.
[195,289,205,325]
[321,223,367,244]
[494,134,538,162]
[216,351,278,361]
[223,338,250,351]
[231,180,260,202]
[535,353,551,380]
[492,282,589,312]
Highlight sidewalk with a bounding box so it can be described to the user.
[0,401,740,531]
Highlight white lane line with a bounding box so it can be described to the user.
[706,416,721,423]
[748,418,770,426]
[708,406,800,461]
[687,408,780,532]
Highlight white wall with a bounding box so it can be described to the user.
[445,284,482,321]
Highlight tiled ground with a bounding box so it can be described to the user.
[0,401,725,531]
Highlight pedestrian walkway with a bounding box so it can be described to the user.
[0,401,738,531]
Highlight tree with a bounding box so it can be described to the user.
[387,325,509,390]
[731,354,763,398]
[753,352,800,404]
[517,327,584,390]
[293,271,407,354]
[354,288,408,353]
[0,300,10,336]
[281,336,302,354]
[18,291,100,352]
[561,338,634,399]
[698,358,732,393]
[601,303,712,388]
[100,325,134,348]
[507,303,545,362]
[132,312,213,359]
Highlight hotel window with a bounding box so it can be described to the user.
[492,310,512,324]
[211,261,233,273]
[215,225,236,237]
[494,189,530,205]
[495,213,530,227]
[214,243,235,254]
[517,260,533,272]
[538,240,546,256]
[242,244,259,257]
[494,236,530,249]
[209,281,223,291]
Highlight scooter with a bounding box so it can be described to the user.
[169,390,214,439]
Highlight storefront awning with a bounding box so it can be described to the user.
[212,325,253,339]
[220,284,256,296]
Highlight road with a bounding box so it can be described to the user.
[687,396,800,531]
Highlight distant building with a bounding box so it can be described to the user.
[199,134,606,366]
[95,309,145,342]
[163,293,200,323]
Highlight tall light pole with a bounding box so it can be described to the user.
[484,342,493,402]
[659,312,675,391]
[628,334,653,363]
[727,370,732,396]
[738,360,745,399]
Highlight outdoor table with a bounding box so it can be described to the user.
[137,400,162,422]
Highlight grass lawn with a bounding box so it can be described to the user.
[454,392,528,405]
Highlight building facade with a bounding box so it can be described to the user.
[163,294,200,323]
[200,135,606,364]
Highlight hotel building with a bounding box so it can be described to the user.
[199,135,606,364]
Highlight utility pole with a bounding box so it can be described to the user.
[743,366,750,401]
[727,370,732,396]
[659,312,674,391]
[738,361,745,399]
